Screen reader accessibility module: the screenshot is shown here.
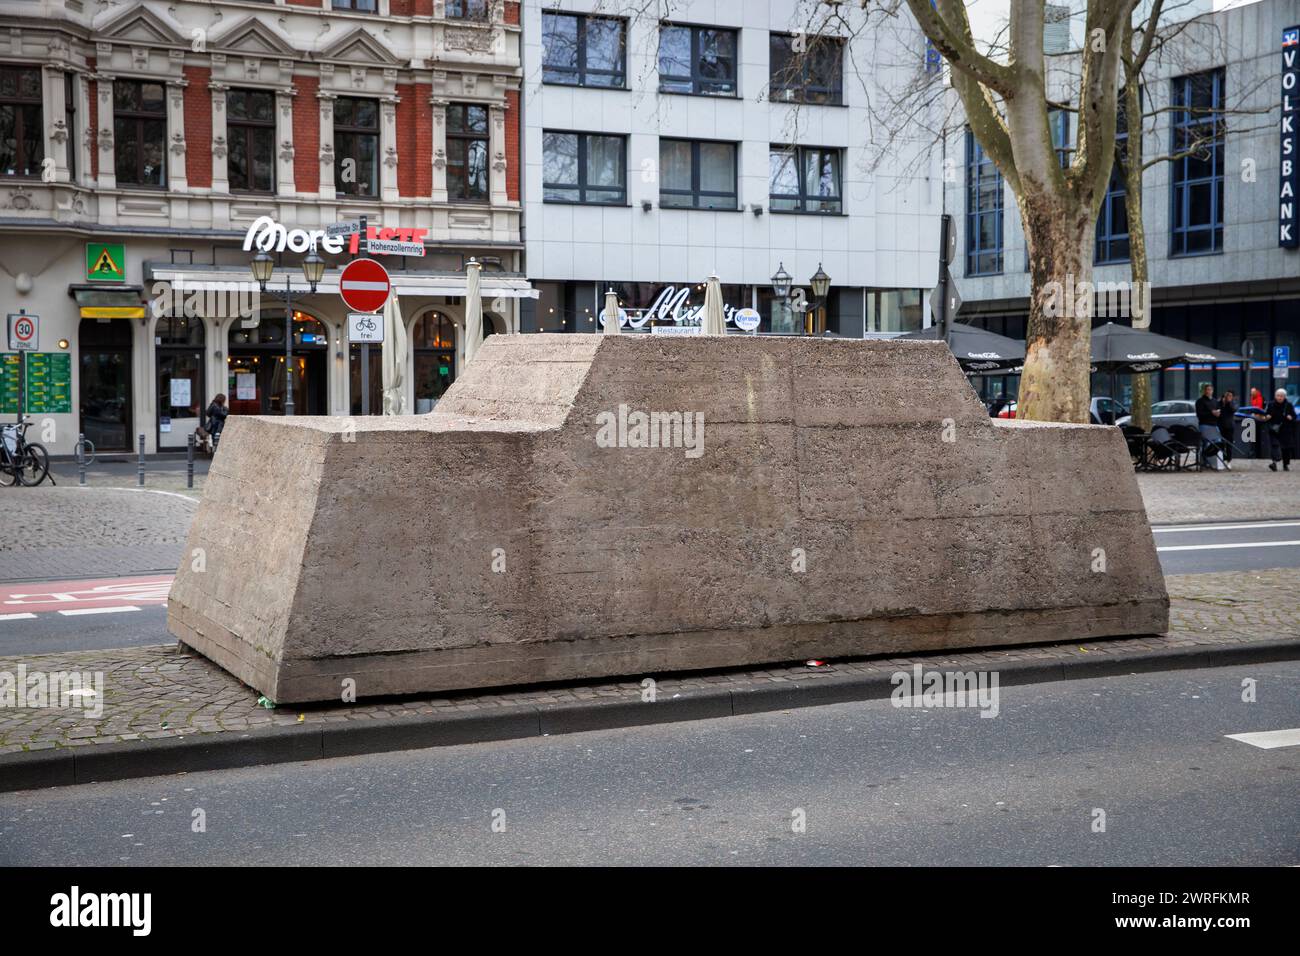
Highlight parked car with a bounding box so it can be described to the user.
[1116,400,1198,430]
[993,397,1130,424]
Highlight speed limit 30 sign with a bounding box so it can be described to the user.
[6,312,38,351]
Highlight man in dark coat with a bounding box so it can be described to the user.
[1194,384,1223,467]
[1262,388,1297,471]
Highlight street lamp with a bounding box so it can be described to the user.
[807,264,831,335]
[249,250,325,416]
[771,262,792,300]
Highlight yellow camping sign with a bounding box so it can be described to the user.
[86,243,126,282]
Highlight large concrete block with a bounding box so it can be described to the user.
[168,335,1169,703]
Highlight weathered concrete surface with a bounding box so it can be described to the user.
[168,335,1169,703]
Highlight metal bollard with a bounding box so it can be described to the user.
[186,433,195,489]
[137,434,145,487]
[77,432,86,486]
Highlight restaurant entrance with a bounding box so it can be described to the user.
[78,318,133,451]
[226,309,328,415]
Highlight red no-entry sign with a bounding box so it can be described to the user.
[339,258,391,313]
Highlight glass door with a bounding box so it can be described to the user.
[78,318,133,452]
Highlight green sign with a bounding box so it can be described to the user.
[86,242,126,282]
[0,352,72,414]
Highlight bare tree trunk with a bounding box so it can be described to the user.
[1019,191,1096,423]
[1122,71,1153,431]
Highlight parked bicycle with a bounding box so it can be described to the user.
[0,419,52,486]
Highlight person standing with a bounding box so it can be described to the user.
[1194,383,1223,467]
[1250,386,1265,410]
[1262,388,1297,472]
[1218,389,1237,467]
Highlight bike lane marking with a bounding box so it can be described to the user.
[0,575,173,616]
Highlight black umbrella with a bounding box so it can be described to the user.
[1090,322,1244,373]
[900,322,1025,373]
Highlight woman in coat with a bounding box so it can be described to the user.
[1261,388,1297,471]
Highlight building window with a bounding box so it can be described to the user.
[769,146,842,214]
[965,129,1003,276]
[227,89,275,193]
[658,25,737,96]
[114,80,166,187]
[659,139,737,210]
[0,66,43,178]
[1096,101,1130,264]
[64,73,76,181]
[542,13,626,88]
[1170,68,1225,257]
[769,34,843,105]
[446,0,488,20]
[543,131,625,205]
[332,0,377,12]
[447,103,489,202]
[334,96,378,198]
[155,316,205,443]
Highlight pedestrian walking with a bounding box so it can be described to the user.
[1261,388,1297,472]
[204,393,229,452]
[1194,383,1225,468]
[1218,389,1237,466]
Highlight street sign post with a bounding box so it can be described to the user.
[1274,345,1290,380]
[325,220,362,238]
[366,237,427,258]
[339,258,391,314]
[6,312,37,351]
[348,312,385,344]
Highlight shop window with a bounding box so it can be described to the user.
[156,316,205,444]
[447,104,489,202]
[0,65,44,178]
[114,80,166,187]
[413,312,457,412]
[227,89,275,193]
[334,96,378,198]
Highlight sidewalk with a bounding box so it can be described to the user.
[1137,458,1300,523]
[2,567,1297,791]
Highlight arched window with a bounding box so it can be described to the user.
[412,312,456,412]
[227,308,329,415]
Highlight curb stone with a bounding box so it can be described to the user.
[2,637,1297,794]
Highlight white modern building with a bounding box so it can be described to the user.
[519,0,943,336]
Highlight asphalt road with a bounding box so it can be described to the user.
[1,519,1296,655]
[1153,519,1300,575]
[2,662,1297,866]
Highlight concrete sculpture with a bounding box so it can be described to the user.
[168,335,1169,703]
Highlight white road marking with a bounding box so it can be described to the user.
[0,612,36,621]
[340,280,389,290]
[1156,540,1300,552]
[1153,520,1300,533]
[1225,728,1300,750]
[57,605,142,617]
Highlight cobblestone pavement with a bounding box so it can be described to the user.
[1138,458,1300,523]
[1,568,1295,756]
[0,487,196,582]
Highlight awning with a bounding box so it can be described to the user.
[144,265,538,299]
[69,286,147,319]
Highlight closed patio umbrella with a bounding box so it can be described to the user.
[901,322,1026,373]
[602,289,620,334]
[381,293,407,415]
[701,275,726,335]
[463,258,484,364]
